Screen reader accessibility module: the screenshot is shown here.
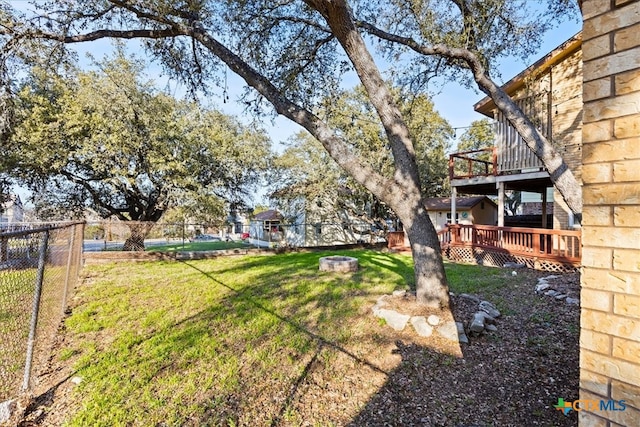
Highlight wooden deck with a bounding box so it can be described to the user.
[388,225,581,270]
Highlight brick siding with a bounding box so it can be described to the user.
[580,0,640,425]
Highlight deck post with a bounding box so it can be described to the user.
[451,187,457,225]
[497,182,505,227]
[541,189,548,228]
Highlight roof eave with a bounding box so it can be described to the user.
[474,32,583,117]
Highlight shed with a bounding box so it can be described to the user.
[425,196,497,231]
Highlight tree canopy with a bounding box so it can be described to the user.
[6,50,271,248]
[271,87,452,226]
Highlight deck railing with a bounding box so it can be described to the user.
[389,224,581,266]
[448,148,498,179]
[447,224,581,264]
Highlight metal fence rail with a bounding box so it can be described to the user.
[0,222,84,404]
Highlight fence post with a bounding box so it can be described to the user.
[0,236,7,262]
[61,225,77,314]
[22,230,49,391]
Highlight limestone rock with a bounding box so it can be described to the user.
[410,316,434,337]
[477,311,496,325]
[459,293,481,303]
[375,309,410,331]
[469,312,486,333]
[503,262,526,268]
[535,283,551,293]
[437,320,460,342]
[427,314,441,326]
[455,322,469,344]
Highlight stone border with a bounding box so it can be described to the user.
[318,256,359,273]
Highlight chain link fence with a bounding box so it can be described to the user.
[0,222,84,404]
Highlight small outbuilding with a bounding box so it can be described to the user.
[425,196,497,231]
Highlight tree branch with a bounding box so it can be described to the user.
[357,20,582,214]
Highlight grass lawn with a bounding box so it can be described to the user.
[35,249,578,426]
[148,240,251,252]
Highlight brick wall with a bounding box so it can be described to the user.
[580,0,640,425]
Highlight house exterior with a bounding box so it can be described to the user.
[450,32,583,231]
[0,194,24,227]
[425,196,497,231]
[248,209,285,247]
[267,187,389,248]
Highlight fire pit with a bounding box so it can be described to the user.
[318,256,359,273]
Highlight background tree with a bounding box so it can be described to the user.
[0,0,578,307]
[456,119,494,153]
[271,87,452,229]
[7,51,271,249]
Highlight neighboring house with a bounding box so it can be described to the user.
[249,209,285,247]
[0,194,24,227]
[425,196,498,231]
[268,187,387,248]
[450,32,583,230]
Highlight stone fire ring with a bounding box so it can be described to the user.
[319,256,359,273]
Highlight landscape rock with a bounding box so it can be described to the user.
[456,322,469,344]
[427,314,441,326]
[566,297,580,305]
[437,320,460,342]
[554,293,567,300]
[71,376,83,385]
[479,301,501,318]
[375,309,411,331]
[392,289,407,298]
[459,293,481,303]
[458,332,469,344]
[544,289,559,297]
[503,262,526,268]
[485,324,498,332]
[0,400,14,424]
[535,283,551,293]
[477,311,496,325]
[469,312,486,333]
[410,316,434,337]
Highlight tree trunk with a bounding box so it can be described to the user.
[122,222,154,251]
[307,0,449,308]
[394,200,450,308]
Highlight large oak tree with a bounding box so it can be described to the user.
[7,50,271,249]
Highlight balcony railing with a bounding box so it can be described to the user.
[449,148,498,179]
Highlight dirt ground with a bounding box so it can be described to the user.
[8,269,580,427]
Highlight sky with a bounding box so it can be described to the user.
[8,2,582,206]
[49,10,581,150]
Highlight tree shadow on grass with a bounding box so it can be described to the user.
[181,254,578,427]
[58,249,578,426]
